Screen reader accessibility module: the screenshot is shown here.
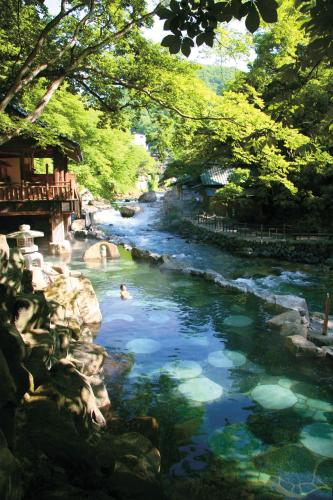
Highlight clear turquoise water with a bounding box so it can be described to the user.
[68,245,333,499]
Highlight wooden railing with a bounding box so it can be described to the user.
[184,212,333,240]
[0,182,78,202]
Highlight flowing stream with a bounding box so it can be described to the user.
[65,199,333,498]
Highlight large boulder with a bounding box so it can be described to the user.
[120,205,141,218]
[69,342,107,376]
[0,235,9,273]
[273,294,309,319]
[89,374,111,409]
[95,432,162,499]
[71,219,86,232]
[267,310,308,337]
[285,335,324,357]
[0,430,22,500]
[267,310,302,329]
[0,249,25,294]
[47,358,106,428]
[138,191,157,203]
[44,275,102,325]
[0,349,17,409]
[21,329,56,366]
[31,267,49,291]
[83,241,120,261]
[49,240,71,255]
[103,353,134,380]
[0,324,31,446]
[131,247,165,265]
[280,323,308,337]
[13,293,51,334]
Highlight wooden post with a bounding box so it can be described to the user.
[322,293,330,336]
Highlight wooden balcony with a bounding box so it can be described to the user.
[0,181,79,202]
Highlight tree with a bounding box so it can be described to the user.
[23,81,156,198]
[0,0,279,144]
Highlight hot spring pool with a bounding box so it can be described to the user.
[67,247,333,499]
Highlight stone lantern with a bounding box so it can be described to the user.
[6,224,44,269]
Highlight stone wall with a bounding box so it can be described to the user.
[178,220,333,267]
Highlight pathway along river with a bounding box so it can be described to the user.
[69,199,333,499]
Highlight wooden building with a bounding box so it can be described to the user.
[0,133,82,244]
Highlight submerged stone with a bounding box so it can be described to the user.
[316,460,333,488]
[300,423,333,458]
[223,315,254,327]
[189,337,210,346]
[208,351,233,368]
[251,384,297,410]
[148,311,170,324]
[178,377,223,402]
[109,313,135,322]
[162,361,202,379]
[208,423,266,461]
[208,350,247,368]
[305,398,333,413]
[253,445,322,497]
[225,350,247,367]
[126,338,161,354]
[277,378,295,390]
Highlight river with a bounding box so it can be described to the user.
[67,198,333,498]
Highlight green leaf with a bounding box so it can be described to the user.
[161,34,182,53]
[170,0,181,13]
[187,23,198,38]
[204,32,215,47]
[169,16,181,32]
[230,0,242,17]
[256,0,278,23]
[181,41,191,57]
[156,7,173,19]
[245,6,260,33]
[164,19,172,30]
[196,32,207,46]
[238,1,251,19]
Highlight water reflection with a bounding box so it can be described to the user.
[46,243,333,498]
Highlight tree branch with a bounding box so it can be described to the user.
[109,78,243,125]
[0,2,85,112]
[75,78,119,112]
[70,6,159,66]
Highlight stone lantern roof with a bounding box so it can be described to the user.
[7,224,44,254]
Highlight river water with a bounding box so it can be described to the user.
[68,199,333,498]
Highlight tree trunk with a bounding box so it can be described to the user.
[26,75,66,123]
[0,75,66,146]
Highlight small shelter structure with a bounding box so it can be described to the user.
[0,123,82,244]
[200,166,233,195]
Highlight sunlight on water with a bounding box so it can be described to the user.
[60,200,333,498]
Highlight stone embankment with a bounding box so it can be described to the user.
[129,245,333,363]
[0,238,162,500]
[176,219,333,267]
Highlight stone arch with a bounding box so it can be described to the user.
[83,241,120,261]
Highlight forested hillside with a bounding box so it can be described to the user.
[0,0,332,227]
[197,65,240,94]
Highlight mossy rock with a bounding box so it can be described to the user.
[247,411,306,445]
[208,423,267,461]
[300,423,333,458]
[251,384,297,410]
[253,445,329,497]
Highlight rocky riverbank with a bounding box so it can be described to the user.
[129,245,333,363]
[0,239,162,500]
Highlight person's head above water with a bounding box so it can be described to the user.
[120,284,127,291]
